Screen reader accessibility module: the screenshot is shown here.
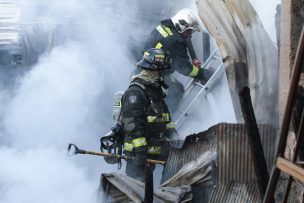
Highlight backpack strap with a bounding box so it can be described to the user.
[129,82,159,114]
[129,82,146,91]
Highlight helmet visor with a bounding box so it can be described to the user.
[137,49,172,70]
[136,59,151,69]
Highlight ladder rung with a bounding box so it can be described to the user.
[276,157,304,182]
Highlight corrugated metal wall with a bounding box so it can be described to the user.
[0,2,20,47]
[209,183,261,203]
[161,123,277,202]
[217,123,276,184]
[161,126,218,183]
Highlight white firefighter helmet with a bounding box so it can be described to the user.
[171,9,201,33]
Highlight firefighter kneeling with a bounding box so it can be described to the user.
[122,48,177,182]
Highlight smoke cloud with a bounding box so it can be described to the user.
[0,0,280,202]
[0,0,140,202]
[0,0,198,202]
[0,147,97,203]
[250,0,281,43]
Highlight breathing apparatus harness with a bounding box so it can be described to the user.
[100,82,161,169]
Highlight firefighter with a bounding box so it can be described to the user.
[121,48,176,182]
[142,9,214,112]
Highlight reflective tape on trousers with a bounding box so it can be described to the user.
[166,122,176,129]
[132,137,147,148]
[147,146,161,155]
[124,142,133,152]
[147,113,170,123]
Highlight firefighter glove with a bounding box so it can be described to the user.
[192,58,202,68]
[198,68,214,85]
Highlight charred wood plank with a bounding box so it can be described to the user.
[239,86,270,198]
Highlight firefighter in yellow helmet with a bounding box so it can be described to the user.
[121,48,177,181]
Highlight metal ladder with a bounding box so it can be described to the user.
[172,48,225,130]
[263,26,304,203]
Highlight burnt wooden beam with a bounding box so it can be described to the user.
[263,25,304,203]
[197,0,279,127]
[239,86,270,198]
[282,110,304,202]
[276,157,304,182]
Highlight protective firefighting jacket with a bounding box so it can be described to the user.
[143,19,204,80]
[121,77,175,156]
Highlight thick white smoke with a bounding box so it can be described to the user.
[0,0,202,202]
[0,0,280,202]
[0,1,138,202]
[0,147,97,203]
[5,43,103,148]
[250,0,281,43]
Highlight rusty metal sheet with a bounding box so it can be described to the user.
[161,127,218,183]
[162,123,276,185]
[209,183,261,203]
[217,123,276,184]
[101,123,276,202]
[101,173,190,203]
[161,123,276,202]
[101,173,143,203]
[161,150,216,187]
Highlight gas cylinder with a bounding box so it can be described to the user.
[112,91,124,123]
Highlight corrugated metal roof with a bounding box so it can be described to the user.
[0,1,24,66]
[0,2,21,47]
[209,183,261,203]
[101,123,276,203]
[161,123,276,202]
[101,173,143,203]
[217,123,276,184]
[101,173,191,203]
[162,123,276,185]
[161,126,218,183]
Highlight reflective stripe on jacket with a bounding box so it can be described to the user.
[121,78,175,153]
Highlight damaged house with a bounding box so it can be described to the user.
[0,0,303,202]
[100,0,304,202]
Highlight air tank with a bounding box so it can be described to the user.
[112,91,125,123]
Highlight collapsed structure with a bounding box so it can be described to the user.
[100,0,304,202]
[101,124,276,202]
[1,0,303,202]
